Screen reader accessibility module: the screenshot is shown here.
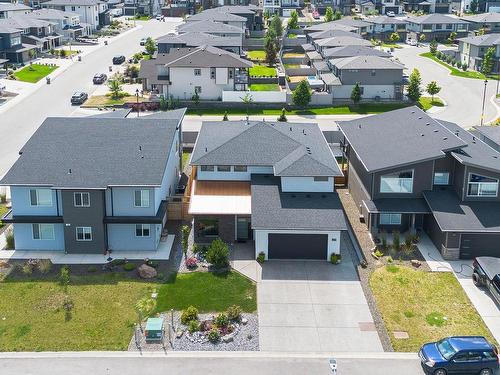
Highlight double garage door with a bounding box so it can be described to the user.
[460,233,500,259]
[268,233,328,260]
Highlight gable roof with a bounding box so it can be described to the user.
[0,15,54,29]
[0,3,31,12]
[42,0,103,5]
[308,29,361,40]
[315,35,372,48]
[461,12,500,24]
[457,33,500,46]
[338,106,467,173]
[330,55,404,70]
[186,11,246,23]
[156,32,241,48]
[366,15,408,25]
[26,8,80,20]
[305,21,358,33]
[203,5,259,15]
[474,125,500,146]
[322,45,391,58]
[407,13,468,25]
[161,45,251,68]
[191,121,342,177]
[177,20,244,34]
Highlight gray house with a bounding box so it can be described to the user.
[322,45,392,59]
[177,21,245,40]
[460,12,500,34]
[458,33,500,73]
[406,14,469,42]
[307,29,362,42]
[0,24,37,63]
[366,15,408,41]
[473,126,500,152]
[0,110,185,256]
[339,106,500,260]
[156,32,242,55]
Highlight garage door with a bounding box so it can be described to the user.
[460,234,500,259]
[268,233,328,260]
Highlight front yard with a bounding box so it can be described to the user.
[420,52,496,80]
[370,265,496,352]
[14,64,58,83]
[82,94,147,108]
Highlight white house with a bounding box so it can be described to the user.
[41,0,108,31]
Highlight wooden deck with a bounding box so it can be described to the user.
[193,180,251,196]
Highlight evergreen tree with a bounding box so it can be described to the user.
[144,37,157,56]
[292,80,311,108]
[270,14,283,38]
[350,83,361,104]
[407,68,422,102]
[481,47,495,75]
[429,39,438,55]
[325,7,334,22]
[287,10,299,29]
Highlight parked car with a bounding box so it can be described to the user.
[70,92,88,105]
[473,257,500,306]
[92,73,107,84]
[386,11,395,17]
[406,38,417,46]
[156,14,163,21]
[112,55,125,65]
[419,336,499,375]
[312,10,320,19]
[140,37,147,46]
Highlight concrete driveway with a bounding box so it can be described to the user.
[257,245,383,352]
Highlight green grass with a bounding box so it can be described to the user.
[182,151,191,168]
[247,50,266,61]
[420,52,490,80]
[134,15,150,20]
[0,203,7,228]
[284,63,300,69]
[370,266,496,352]
[249,83,280,91]
[249,65,277,78]
[287,33,297,38]
[156,272,256,313]
[381,43,402,49]
[14,64,58,83]
[82,94,147,107]
[418,96,444,111]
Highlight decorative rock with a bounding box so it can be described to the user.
[176,330,184,339]
[241,317,248,325]
[222,334,234,343]
[138,264,157,279]
[411,259,421,268]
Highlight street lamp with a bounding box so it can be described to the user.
[480,79,488,126]
[136,88,140,117]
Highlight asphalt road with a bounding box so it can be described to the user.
[0,18,181,178]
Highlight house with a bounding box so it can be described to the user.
[458,33,500,73]
[325,55,404,100]
[473,126,500,152]
[185,9,247,32]
[338,106,500,259]
[188,120,347,260]
[403,0,451,13]
[156,31,242,55]
[313,35,372,54]
[200,5,263,31]
[139,45,252,100]
[310,0,351,16]
[406,14,469,42]
[304,20,359,35]
[262,0,300,17]
[0,16,62,52]
[366,15,408,41]
[177,20,245,40]
[0,3,31,19]
[42,0,109,30]
[123,0,161,16]
[307,29,362,42]
[161,0,197,17]
[26,8,91,40]
[461,12,500,34]
[355,0,376,14]
[322,45,392,59]
[0,110,185,255]
[332,17,374,37]
[0,24,37,63]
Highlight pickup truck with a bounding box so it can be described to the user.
[472,257,500,306]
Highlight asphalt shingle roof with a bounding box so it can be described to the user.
[157,32,241,48]
[322,45,391,58]
[42,0,103,5]
[330,55,404,70]
[407,13,468,25]
[474,125,500,146]
[461,12,500,24]
[308,29,361,40]
[162,45,251,68]
[457,33,500,46]
[177,21,244,35]
[366,15,408,25]
[186,11,246,22]
[315,35,372,48]
[0,3,31,11]
[305,21,358,33]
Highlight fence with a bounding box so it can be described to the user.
[222,90,287,103]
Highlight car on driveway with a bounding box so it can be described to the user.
[92,73,107,84]
[139,37,147,46]
[70,91,88,105]
[473,257,500,306]
[112,55,125,65]
[419,336,499,375]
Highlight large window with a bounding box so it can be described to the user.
[134,189,150,207]
[380,170,413,193]
[76,227,92,241]
[433,172,450,185]
[199,219,219,237]
[217,165,231,172]
[234,165,247,172]
[201,165,215,172]
[29,188,53,206]
[74,192,90,207]
[135,224,150,237]
[467,173,498,197]
[32,223,55,240]
[379,213,402,225]
[314,176,329,182]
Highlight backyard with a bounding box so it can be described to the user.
[14,64,58,83]
[249,65,277,78]
[370,265,496,352]
[249,83,280,91]
[246,50,266,62]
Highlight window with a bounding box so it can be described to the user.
[199,219,219,237]
[135,224,150,237]
[71,6,75,10]
[217,165,231,172]
[433,172,449,185]
[467,173,498,197]
[194,86,202,94]
[74,192,90,207]
[446,23,453,30]
[371,70,376,76]
[314,176,329,182]
[32,224,55,240]
[379,213,402,225]
[233,165,247,172]
[201,165,214,172]
[210,68,216,79]
[76,227,92,241]
[436,24,442,30]
[228,69,233,79]
[380,170,413,193]
[134,189,150,207]
[194,69,201,76]
[29,188,52,206]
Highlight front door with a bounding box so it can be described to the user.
[236,217,250,242]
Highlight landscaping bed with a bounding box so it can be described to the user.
[13,64,58,83]
[418,96,444,111]
[420,52,498,80]
[81,94,147,108]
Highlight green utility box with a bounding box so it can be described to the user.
[145,317,164,342]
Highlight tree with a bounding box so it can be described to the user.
[334,10,342,20]
[325,7,334,22]
[292,79,311,108]
[59,49,67,58]
[270,14,283,38]
[287,10,298,30]
[277,107,287,122]
[426,81,441,101]
[476,28,485,36]
[135,296,156,323]
[144,37,156,56]
[264,33,277,65]
[418,33,426,43]
[240,92,253,122]
[481,47,495,75]
[447,31,457,44]
[181,225,190,258]
[107,78,122,99]
[470,0,478,13]
[429,39,438,55]
[407,68,422,102]
[206,238,229,269]
[350,83,362,104]
[389,32,400,43]
[223,111,229,121]
[125,64,139,79]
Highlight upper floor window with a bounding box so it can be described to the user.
[74,192,90,207]
[135,224,150,237]
[134,189,150,207]
[30,188,52,206]
[467,173,498,197]
[314,176,329,182]
[217,165,231,172]
[380,170,413,193]
[234,165,247,172]
[32,223,55,240]
[76,226,92,241]
[194,68,201,76]
[201,165,215,172]
[433,172,449,185]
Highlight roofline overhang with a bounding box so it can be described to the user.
[251,226,347,231]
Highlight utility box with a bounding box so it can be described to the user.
[145,317,164,342]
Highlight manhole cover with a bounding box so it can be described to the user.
[393,331,409,339]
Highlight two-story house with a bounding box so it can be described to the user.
[403,0,451,13]
[313,35,371,55]
[27,8,91,40]
[367,15,408,41]
[0,24,37,63]
[461,13,500,34]
[0,15,62,52]
[201,5,263,31]
[188,120,347,260]
[0,3,31,19]
[42,0,109,30]
[0,110,185,256]
[406,14,469,42]
[123,0,161,16]
[139,45,252,100]
[338,106,500,259]
[156,31,242,55]
[458,33,500,73]
[185,10,247,32]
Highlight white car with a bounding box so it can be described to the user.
[156,14,163,20]
[407,39,417,46]
[386,11,395,17]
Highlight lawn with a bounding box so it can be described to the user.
[82,94,147,107]
[14,64,58,83]
[370,265,496,352]
[0,273,156,351]
[249,83,280,91]
[287,33,297,38]
[249,65,277,78]
[284,64,300,69]
[420,52,492,80]
[283,52,305,58]
[418,96,444,111]
[182,151,191,168]
[0,203,7,229]
[381,43,402,49]
[247,50,266,61]
[156,272,256,313]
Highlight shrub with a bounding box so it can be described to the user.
[206,238,229,269]
[0,193,6,203]
[181,225,190,257]
[188,320,199,333]
[181,305,199,325]
[21,261,34,275]
[256,252,265,263]
[462,63,467,71]
[374,249,384,258]
[87,266,97,273]
[208,328,220,343]
[227,305,242,321]
[123,263,136,271]
[59,265,70,286]
[146,260,159,268]
[192,243,200,254]
[37,259,52,274]
[111,259,126,266]
[330,253,341,264]
[387,256,393,263]
[6,233,14,249]
[277,108,287,122]
[214,312,229,328]
[185,257,197,269]
[223,111,229,121]
[393,230,400,252]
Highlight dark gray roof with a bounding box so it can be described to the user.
[251,175,347,231]
[458,33,500,46]
[163,45,251,68]
[320,72,341,86]
[366,15,408,25]
[0,117,181,189]
[330,55,404,70]
[0,15,53,29]
[423,189,500,232]
[407,14,468,25]
[0,25,20,33]
[42,0,103,5]
[157,32,241,48]
[301,43,315,51]
[322,45,391,58]
[86,108,132,118]
[305,21,358,33]
[187,11,246,22]
[335,17,372,28]
[0,3,31,11]
[315,36,372,48]
[203,5,259,15]
[139,108,187,121]
[363,198,430,214]
[312,60,329,71]
[177,20,244,35]
[191,121,342,177]
[306,50,322,60]
[461,12,500,24]
[338,106,467,173]
[308,29,361,40]
[474,126,500,146]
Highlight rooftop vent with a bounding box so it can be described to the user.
[433,129,439,133]
[421,134,425,137]
[455,130,459,136]
[358,124,362,129]
[68,168,72,174]
[426,122,430,126]
[443,137,448,140]
[205,147,208,152]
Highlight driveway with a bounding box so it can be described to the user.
[257,241,383,352]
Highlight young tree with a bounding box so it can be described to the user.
[107,78,122,99]
[206,238,229,269]
[426,81,441,101]
[264,33,277,65]
[476,28,485,36]
[270,14,283,38]
[481,47,495,75]
[334,10,342,20]
[181,225,190,258]
[407,68,422,102]
[287,10,299,30]
[292,79,311,108]
[350,83,362,104]
[470,0,478,13]
[418,33,426,43]
[447,31,457,44]
[389,32,400,43]
[325,7,334,22]
[240,92,254,122]
[429,39,438,55]
[144,37,157,56]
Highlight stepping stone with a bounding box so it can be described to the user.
[393,331,409,339]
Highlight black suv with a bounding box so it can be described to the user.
[70,92,88,105]
[112,55,125,65]
[93,73,107,84]
[473,257,500,306]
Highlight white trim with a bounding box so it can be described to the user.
[135,224,151,238]
[379,213,402,225]
[379,169,414,194]
[29,188,53,207]
[32,223,55,240]
[466,172,499,197]
[73,192,91,207]
[134,189,150,207]
[76,226,92,241]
